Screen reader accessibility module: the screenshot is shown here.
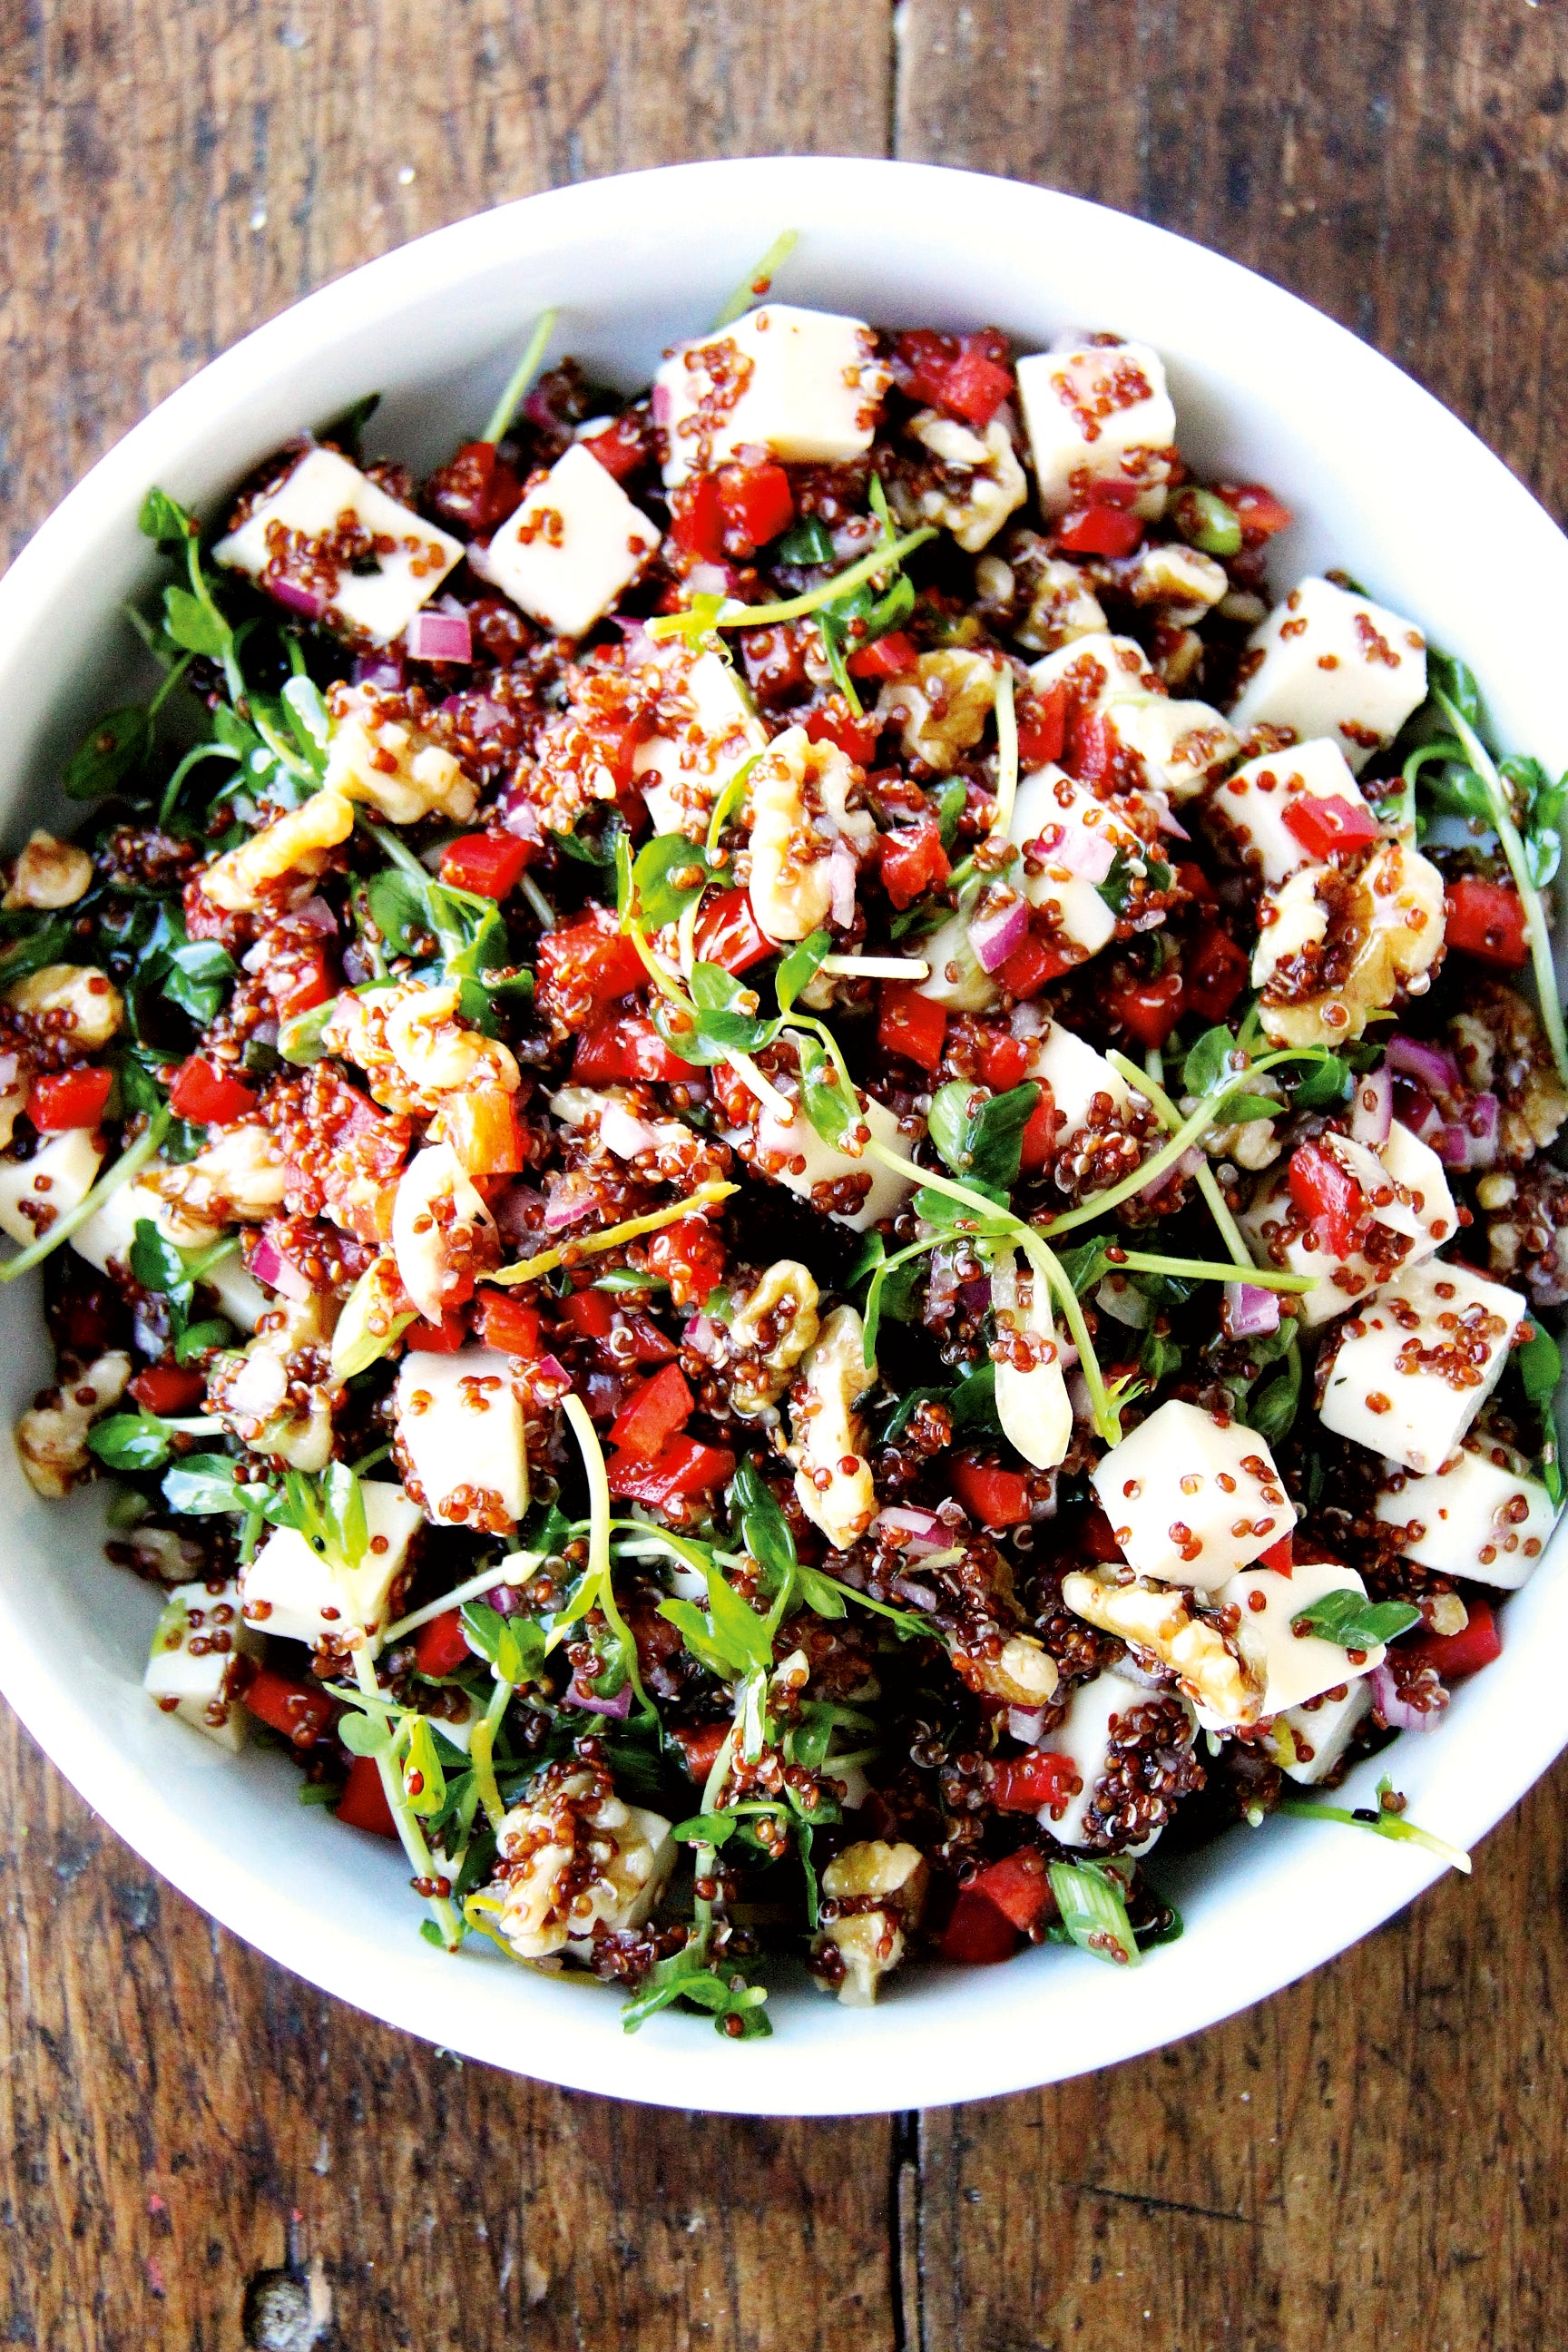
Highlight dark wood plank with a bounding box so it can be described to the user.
[895,2,1568,2345]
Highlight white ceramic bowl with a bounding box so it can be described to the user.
[1,156,1564,2116]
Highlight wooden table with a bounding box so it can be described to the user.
[4,5,1567,2343]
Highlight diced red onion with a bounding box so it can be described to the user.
[440,691,507,734]
[969,894,1031,972]
[611,615,660,669]
[683,1312,723,1362]
[651,380,672,426]
[875,1505,946,1544]
[958,1275,992,1318]
[405,608,473,663]
[1138,1145,1201,1201]
[1348,1064,1393,1146]
[598,1102,662,1160]
[828,839,858,931]
[562,1676,633,1718]
[544,1178,598,1231]
[352,652,404,690]
[1368,1660,1445,1734]
[1007,1705,1050,1745]
[247,1235,315,1301]
[292,896,338,936]
[888,1576,940,1611]
[1386,1034,1460,1096]
[1434,1092,1499,1170]
[1155,802,1191,840]
[269,575,326,621]
[1224,1279,1281,1338]
[524,1354,573,1406]
[1055,825,1117,884]
[483,1583,529,1618]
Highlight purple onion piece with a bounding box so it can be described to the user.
[969,894,1031,972]
[1436,1092,1500,1170]
[1348,1063,1393,1146]
[405,609,473,663]
[562,1676,634,1719]
[1224,1279,1281,1338]
[1369,1659,1446,1734]
[1386,1033,1461,1096]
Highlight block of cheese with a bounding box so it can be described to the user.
[1015,340,1177,518]
[1318,1257,1527,1472]
[653,304,889,486]
[214,446,463,645]
[1039,1668,1197,1851]
[631,643,767,838]
[1201,738,1376,884]
[1090,1397,1297,1588]
[1228,576,1427,771]
[1027,632,1235,800]
[484,443,660,639]
[240,1482,425,1647]
[394,1346,530,1532]
[1210,1559,1386,1720]
[145,1576,263,1752]
[1375,1436,1558,1587]
[0,1127,103,1249]
[1239,1121,1458,1328]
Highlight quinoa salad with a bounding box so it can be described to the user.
[5,242,1565,2036]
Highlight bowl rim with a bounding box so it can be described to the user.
[2,152,1565,2116]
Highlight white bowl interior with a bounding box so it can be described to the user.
[1,156,1564,2114]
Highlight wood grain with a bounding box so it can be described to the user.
[5,0,1568,2345]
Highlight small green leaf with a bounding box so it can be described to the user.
[64,705,152,799]
[130,1218,189,1298]
[928,1079,1039,1191]
[403,1716,448,1816]
[730,1457,797,1595]
[140,488,196,545]
[775,517,835,565]
[89,1412,174,1474]
[339,1710,394,1759]
[162,583,230,660]
[162,1453,245,1514]
[632,834,713,928]
[774,929,831,1014]
[1290,1589,1421,1649]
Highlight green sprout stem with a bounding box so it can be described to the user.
[1277,1792,1472,1876]
[350,1647,462,1947]
[713,230,800,329]
[481,309,559,446]
[1110,1048,1258,1272]
[0,1106,172,1287]
[648,527,936,644]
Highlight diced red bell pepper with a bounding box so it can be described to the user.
[609,1362,694,1462]
[670,470,727,564]
[242,1666,338,1750]
[535,909,647,1018]
[973,1848,1054,1932]
[715,457,794,554]
[1175,859,1220,911]
[693,887,775,977]
[1406,1597,1501,1682]
[1288,1139,1367,1259]
[941,342,1015,429]
[414,1608,473,1679]
[442,1083,524,1177]
[129,1364,206,1416]
[1056,504,1144,558]
[406,1308,469,1353]
[878,817,951,910]
[878,981,947,1074]
[803,700,881,764]
[27,1066,113,1131]
[572,1014,691,1084]
[583,410,653,484]
[952,1456,1033,1529]
[439,830,532,900]
[892,328,1014,429]
[671,1721,730,1780]
[1444,876,1529,969]
[1259,1534,1294,1573]
[622,1308,680,1366]
[1106,966,1185,1049]
[938,1886,1021,1965]
[1281,794,1380,861]
[977,1031,1030,1091]
[426,440,524,537]
[1014,682,1067,769]
[1017,1089,1056,1174]
[563,1288,616,1342]
[646,1217,726,1308]
[1216,482,1294,544]
[848,630,917,681]
[270,940,335,1024]
[606,1435,736,1506]
[990,1749,1077,1813]
[335,1753,399,1838]
[1076,1504,1125,1563]
[997,932,1074,999]
[168,1056,260,1127]
[477,1294,544,1357]
[1181,921,1250,1022]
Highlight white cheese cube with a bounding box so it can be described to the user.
[746,1094,915,1233]
[632,644,767,838]
[1026,632,1235,801]
[145,1576,263,1751]
[1043,1668,1195,1850]
[0,1127,103,1249]
[393,1346,530,1532]
[1211,1560,1385,1721]
[213,446,462,646]
[201,1249,270,1335]
[1239,1121,1458,1328]
[1202,738,1374,884]
[1278,1680,1372,1786]
[653,303,890,486]
[1024,1020,1146,1147]
[1375,1437,1558,1588]
[990,1247,1072,1471]
[913,910,1000,1013]
[1090,1397,1297,1590]
[484,443,659,639]
[1228,576,1427,771]
[1015,341,1178,519]
[1009,764,1125,961]
[1318,1257,1527,1472]
[240,1482,424,1647]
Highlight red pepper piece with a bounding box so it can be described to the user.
[26,1067,113,1131]
[405,1309,469,1354]
[1288,1139,1367,1259]
[715,457,794,554]
[335,1753,399,1838]
[877,981,947,1074]
[1056,505,1144,558]
[802,700,881,764]
[168,1056,260,1126]
[972,1848,1054,1932]
[671,1721,730,1780]
[646,1217,726,1308]
[990,1749,1078,1813]
[563,1289,616,1342]
[477,1294,544,1357]
[669,471,727,564]
[606,1435,736,1506]
[582,410,653,484]
[1106,966,1185,1049]
[438,830,532,900]
[878,816,951,910]
[1014,681,1067,769]
[1259,1534,1295,1573]
[1181,921,1250,1022]
[1215,482,1293,545]
[535,908,647,1022]
[997,933,1075,999]
[1406,1597,1501,1682]
[938,1886,1021,1965]
[1017,1089,1057,1174]
[693,888,775,977]
[129,1364,206,1416]
[847,630,918,681]
[609,1362,695,1462]
[415,1608,473,1679]
[1281,794,1380,860]
[977,1032,1030,1091]
[952,1456,1033,1528]
[242,1665,338,1749]
[1443,876,1530,969]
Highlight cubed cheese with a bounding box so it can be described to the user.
[1026,632,1235,801]
[1202,738,1375,884]
[913,910,1000,1013]
[745,1093,915,1232]
[201,1249,270,1335]
[72,1174,200,1278]
[1043,1669,1196,1850]
[1024,1019,1146,1146]
[1228,576,1427,771]
[1239,1121,1457,1328]
[653,304,889,486]
[1375,1436,1558,1587]
[483,443,660,639]
[1210,1559,1385,1720]
[1015,340,1178,518]
[1009,764,1130,962]
[213,446,462,645]
[1317,1257,1527,1472]
[1277,1679,1373,1786]
[145,1577,263,1751]
[631,643,767,838]
[990,1247,1073,1471]
[240,1482,424,1647]
[0,1127,103,1249]
[393,1347,530,1533]
[1090,1397,1297,1589]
